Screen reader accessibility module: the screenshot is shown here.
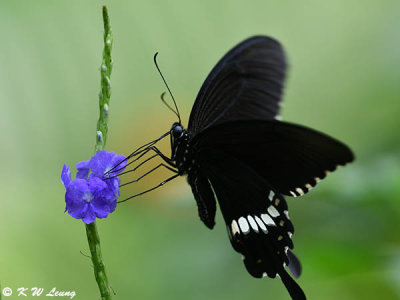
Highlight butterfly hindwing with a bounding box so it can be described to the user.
[192,120,354,197]
[188,36,287,134]
[187,171,217,229]
[287,249,302,279]
[197,153,305,298]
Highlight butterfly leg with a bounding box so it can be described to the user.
[105,131,171,175]
[117,173,179,203]
[129,145,175,167]
[108,143,177,177]
[120,162,178,187]
[147,145,175,166]
[126,131,170,158]
[107,149,157,177]
[113,146,176,179]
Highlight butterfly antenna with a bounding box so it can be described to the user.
[154,52,182,124]
[160,92,180,119]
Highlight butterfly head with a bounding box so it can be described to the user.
[171,122,184,139]
[170,122,184,159]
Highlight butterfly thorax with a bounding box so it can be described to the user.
[170,123,195,175]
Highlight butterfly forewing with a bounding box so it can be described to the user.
[192,120,354,197]
[188,36,287,135]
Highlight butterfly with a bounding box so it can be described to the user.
[116,35,354,300]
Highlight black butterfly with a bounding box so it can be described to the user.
[115,36,354,300]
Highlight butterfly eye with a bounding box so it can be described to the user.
[171,124,183,138]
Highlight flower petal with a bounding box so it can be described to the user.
[81,204,97,224]
[91,196,111,218]
[107,194,117,213]
[76,160,90,180]
[89,150,115,178]
[88,176,108,194]
[88,176,114,218]
[61,164,71,189]
[109,154,127,175]
[107,177,120,196]
[65,179,90,219]
[103,189,117,213]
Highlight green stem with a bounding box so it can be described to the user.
[85,222,111,300]
[95,5,113,153]
[85,5,114,300]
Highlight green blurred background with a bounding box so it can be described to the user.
[1,0,399,299]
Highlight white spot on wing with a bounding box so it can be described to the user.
[268,205,280,217]
[261,213,276,226]
[305,183,312,190]
[284,210,290,219]
[314,177,321,183]
[268,190,275,201]
[238,217,250,234]
[247,215,259,232]
[290,191,297,197]
[295,188,304,195]
[231,220,240,236]
[255,216,268,233]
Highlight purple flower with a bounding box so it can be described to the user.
[61,150,126,224]
[65,177,110,224]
